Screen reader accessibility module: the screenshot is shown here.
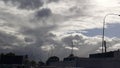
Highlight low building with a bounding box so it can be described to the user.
[48,50,120,68]
[0,53,28,68]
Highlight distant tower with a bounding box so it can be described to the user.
[50,44,54,56]
[104,41,107,53]
[71,40,74,55]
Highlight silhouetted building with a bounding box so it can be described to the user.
[90,50,120,58]
[63,54,80,61]
[38,61,45,66]
[0,53,28,68]
[48,54,81,68]
[46,56,59,65]
[48,50,120,68]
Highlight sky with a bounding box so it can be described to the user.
[1,0,120,61]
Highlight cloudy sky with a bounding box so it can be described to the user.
[1,0,120,61]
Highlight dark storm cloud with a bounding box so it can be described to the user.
[35,8,52,20]
[20,24,57,46]
[18,25,61,61]
[2,0,43,10]
[24,37,34,43]
[0,8,58,61]
[0,31,18,46]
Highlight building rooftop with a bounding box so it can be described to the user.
[89,50,120,58]
[63,54,80,61]
[0,55,24,64]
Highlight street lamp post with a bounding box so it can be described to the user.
[102,13,120,53]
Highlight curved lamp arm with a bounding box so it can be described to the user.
[102,13,120,53]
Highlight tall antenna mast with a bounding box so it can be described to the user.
[104,41,107,53]
[71,40,74,55]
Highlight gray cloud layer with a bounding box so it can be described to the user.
[0,0,120,62]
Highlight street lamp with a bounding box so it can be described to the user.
[102,13,120,53]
